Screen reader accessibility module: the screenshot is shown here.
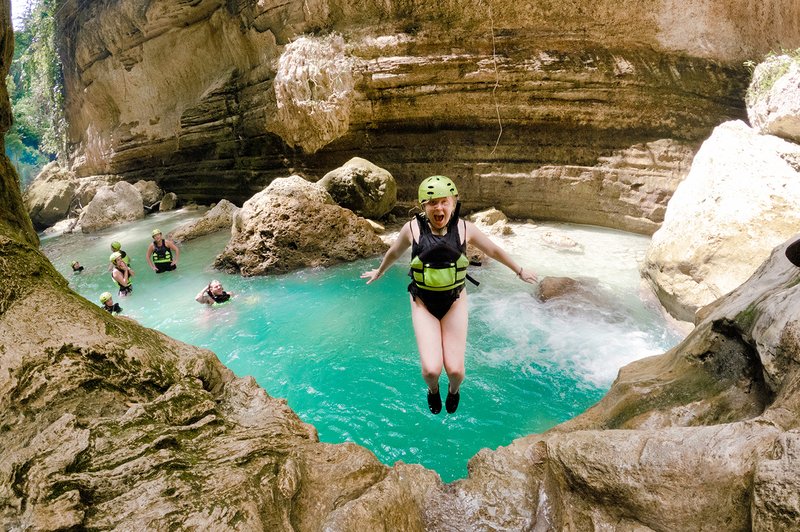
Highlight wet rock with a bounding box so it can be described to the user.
[317,157,397,219]
[214,175,387,275]
[537,276,583,302]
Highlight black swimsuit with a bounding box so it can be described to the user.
[408,214,468,320]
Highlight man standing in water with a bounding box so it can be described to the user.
[362,176,538,414]
[146,229,180,273]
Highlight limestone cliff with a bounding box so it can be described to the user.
[53,0,800,233]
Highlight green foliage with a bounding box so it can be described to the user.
[5,0,67,187]
[744,48,800,109]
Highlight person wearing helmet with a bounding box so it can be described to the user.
[146,228,180,273]
[99,291,123,314]
[362,176,538,415]
[71,260,84,273]
[195,279,233,305]
[111,241,131,265]
[110,251,134,296]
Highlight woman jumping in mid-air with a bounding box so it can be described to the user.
[362,176,538,414]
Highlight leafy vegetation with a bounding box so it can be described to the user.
[5,0,67,187]
[744,49,800,109]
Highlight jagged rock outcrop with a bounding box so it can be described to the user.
[317,157,397,219]
[642,120,800,322]
[53,0,800,233]
[213,175,387,275]
[169,199,239,242]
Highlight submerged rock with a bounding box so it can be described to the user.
[214,175,387,275]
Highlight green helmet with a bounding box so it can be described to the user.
[111,241,122,251]
[109,251,122,263]
[418,175,458,203]
[151,228,162,237]
[99,292,112,303]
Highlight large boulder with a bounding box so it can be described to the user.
[169,199,239,242]
[22,163,78,230]
[159,192,178,212]
[317,157,397,219]
[133,180,164,207]
[214,175,388,275]
[747,54,800,144]
[78,181,144,233]
[642,120,800,322]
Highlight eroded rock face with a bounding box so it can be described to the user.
[214,175,387,275]
[642,120,800,322]
[53,0,800,233]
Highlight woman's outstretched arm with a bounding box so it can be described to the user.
[361,221,414,284]
[465,220,538,284]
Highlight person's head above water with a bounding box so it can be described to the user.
[99,291,112,304]
[418,175,459,231]
[110,241,122,251]
[151,228,162,239]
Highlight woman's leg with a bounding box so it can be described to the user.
[440,291,468,394]
[410,295,444,392]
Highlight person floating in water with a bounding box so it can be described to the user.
[195,280,233,305]
[362,176,538,415]
[71,261,84,273]
[110,251,134,296]
[146,229,180,273]
[99,291,123,314]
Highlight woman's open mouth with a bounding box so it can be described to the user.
[433,213,446,225]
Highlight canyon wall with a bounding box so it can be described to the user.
[4,3,800,529]
[53,0,800,233]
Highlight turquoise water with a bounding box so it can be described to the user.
[42,210,685,482]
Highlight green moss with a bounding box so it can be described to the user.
[734,302,761,332]
[745,49,800,107]
[604,368,723,428]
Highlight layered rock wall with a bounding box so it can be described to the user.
[52,0,800,232]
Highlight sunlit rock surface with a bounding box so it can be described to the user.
[53,0,800,233]
[213,175,388,275]
[748,55,800,144]
[642,120,800,322]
